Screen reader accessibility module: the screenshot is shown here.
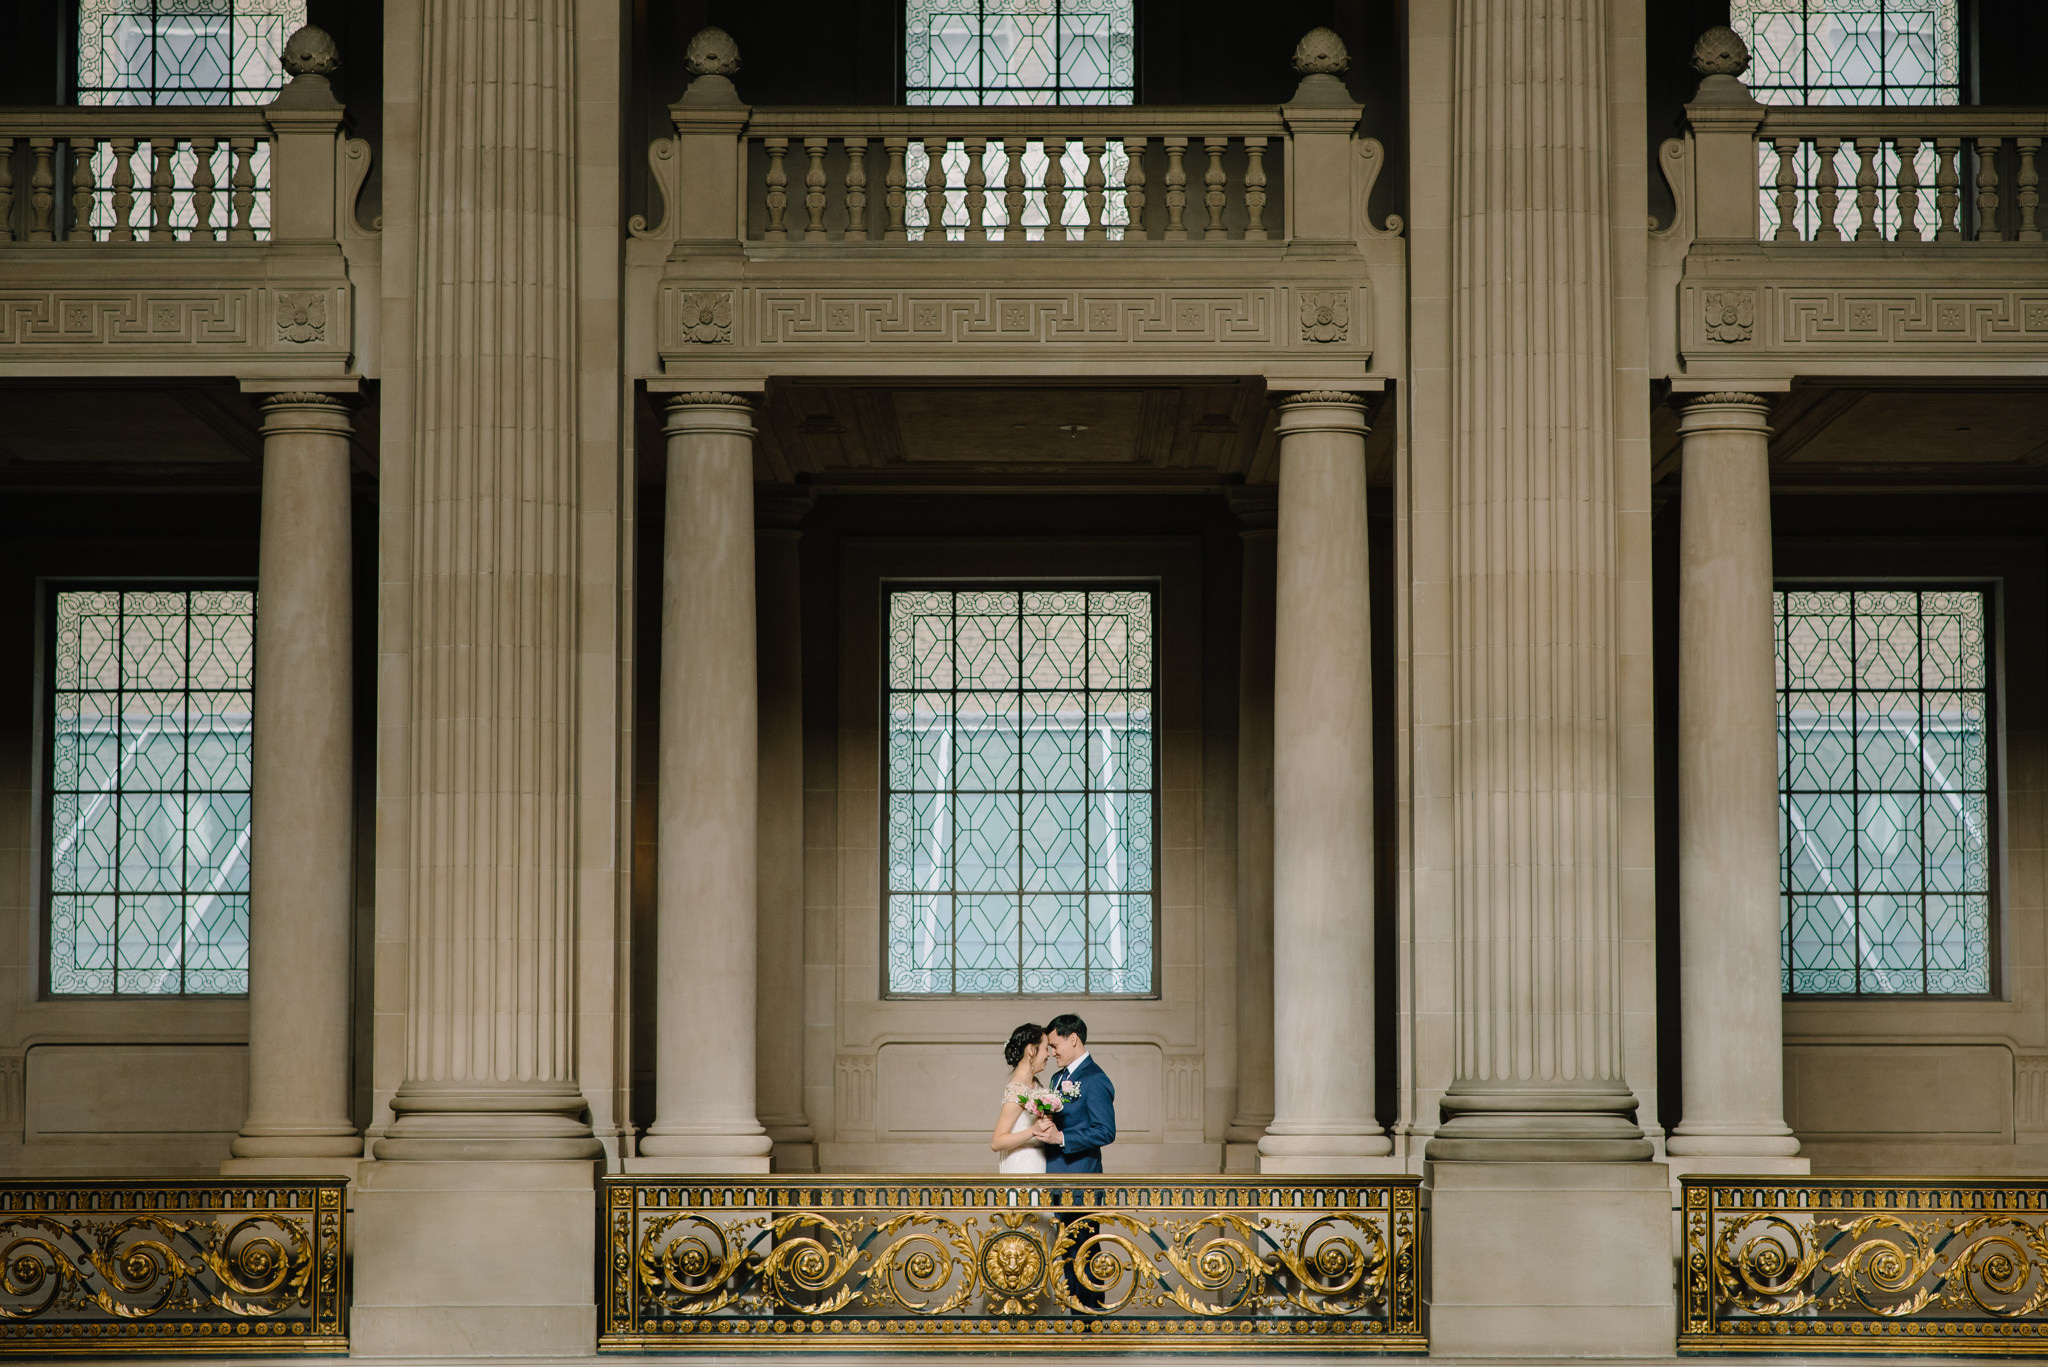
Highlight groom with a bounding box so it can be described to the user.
[1032,1014,1115,1312]
[1031,1013,1115,1170]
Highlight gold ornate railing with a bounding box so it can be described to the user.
[1681,1176,2048,1353]
[0,1179,346,1355]
[601,1176,1424,1352]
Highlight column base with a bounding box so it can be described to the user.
[374,1080,604,1162]
[228,1128,362,1160]
[1664,1153,1810,1180]
[1426,1160,1674,1356]
[1256,1125,1394,1173]
[622,1155,772,1174]
[1667,1124,1804,1159]
[351,1159,599,1359]
[220,1155,362,1181]
[636,1124,774,1168]
[1427,1083,1655,1161]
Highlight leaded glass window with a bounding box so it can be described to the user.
[1735,0,1961,239]
[905,0,1134,105]
[46,588,255,996]
[77,0,306,104]
[885,588,1156,996]
[1778,588,1993,996]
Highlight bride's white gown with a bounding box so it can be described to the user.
[998,1089,1048,1174]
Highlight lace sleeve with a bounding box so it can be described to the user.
[998,1085,1026,1108]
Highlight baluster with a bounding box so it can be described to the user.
[1203,136,1228,239]
[1042,136,1066,244]
[68,138,92,241]
[1812,135,1841,242]
[1122,134,1148,241]
[1935,137,1961,241]
[108,136,137,241]
[1851,136,1879,241]
[0,138,12,243]
[921,135,947,243]
[884,137,907,241]
[843,137,868,242]
[1893,135,1922,243]
[802,137,827,241]
[189,137,217,241]
[1975,137,2003,241]
[1001,136,1026,242]
[2017,137,2041,242]
[1082,135,1106,241]
[228,136,256,240]
[1163,135,1188,240]
[1771,136,1800,241]
[962,135,987,242]
[32,136,58,241]
[149,138,176,240]
[1243,135,1269,240]
[762,137,789,241]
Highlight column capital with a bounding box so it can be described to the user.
[259,390,357,440]
[1275,390,1372,438]
[1677,391,1774,439]
[665,391,757,439]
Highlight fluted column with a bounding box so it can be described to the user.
[636,394,772,1172]
[1259,392,1390,1172]
[228,392,360,1168]
[374,0,597,1162]
[1667,394,1801,1161]
[1227,508,1276,1150]
[1427,0,1651,1162]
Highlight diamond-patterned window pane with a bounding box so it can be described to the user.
[906,0,1133,106]
[1733,0,1959,104]
[1778,587,1992,996]
[884,586,1157,996]
[46,588,254,995]
[78,0,305,104]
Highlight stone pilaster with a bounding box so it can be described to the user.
[374,0,598,1164]
[1226,497,1276,1161]
[1258,392,1392,1173]
[1667,393,1804,1165]
[226,391,361,1173]
[1427,0,1651,1163]
[632,393,772,1173]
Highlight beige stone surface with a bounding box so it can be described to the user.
[25,1045,245,1139]
[1427,1161,1676,1356]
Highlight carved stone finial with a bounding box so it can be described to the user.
[1691,25,1750,78]
[1292,27,1350,76]
[282,25,340,77]
[686,26,741,77]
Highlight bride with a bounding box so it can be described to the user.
[991,1022,1051,1174]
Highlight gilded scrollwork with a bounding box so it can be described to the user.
[601,1176,1425,1352]
[0,1179,346,1355]
[1683,1177,2048,1351]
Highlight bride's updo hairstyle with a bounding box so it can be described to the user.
[1004,1023,1045,1068]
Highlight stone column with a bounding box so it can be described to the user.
[227,392,360,1172]
[1226,506,1276,1161]
[1426,0,1651,1164]
[1667,394,1802,1163]
[634,394,772,1172]
[372,0,597,1164]
[1258,392,1391,1173]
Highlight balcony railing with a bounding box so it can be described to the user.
[1680,1176,2048,1352]
[735,109,1289,245]
[0,1178,348,1355]
[600,1176,1425,1352]
[0,110,279,243]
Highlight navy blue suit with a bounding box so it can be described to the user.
[1045,1055,1115,1173]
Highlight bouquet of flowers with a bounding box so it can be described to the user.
[1014,1085,1070,1118]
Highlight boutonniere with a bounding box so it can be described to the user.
[1059,1079,1082,1100]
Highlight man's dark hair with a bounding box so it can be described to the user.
[1045,1013,1088,1043]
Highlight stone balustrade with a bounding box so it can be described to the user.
[1655,26,2048,381]
[0,110,280,244]
[732,110,1289,245]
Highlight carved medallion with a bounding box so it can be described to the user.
[276,291,327,344]
[1703,290,1754,344]
[1300,290,1349,343]
[679,290,733,344]
[978,1228,1047,1315]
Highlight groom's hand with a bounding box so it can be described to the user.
[1031,1118,1062,1145]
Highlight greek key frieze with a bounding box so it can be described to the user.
[753,289,1280,346]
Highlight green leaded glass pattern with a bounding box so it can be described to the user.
[1733,0,1959,104]
[886,588,1156,996]
[77,0,306,105]
[1778,589,1992,996]
[905,0,1134,106]
[47,588,255,996]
